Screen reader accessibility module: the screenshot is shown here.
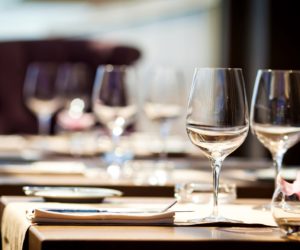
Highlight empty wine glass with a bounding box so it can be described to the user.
[144,66,184,154]
[186,68,249,222]
[56,63,95,156]
[24,62,63,135]
[143,66,184,184]
[250,70,300,200]
[92,65,137,179]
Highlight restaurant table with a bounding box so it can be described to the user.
[0,196,299,250]
[0,157,274,198]
[0,134,278,198]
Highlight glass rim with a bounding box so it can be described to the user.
[96,64,131,72]
[194,67,243,71]
[257,69,300,73]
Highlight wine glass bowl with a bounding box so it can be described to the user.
[24,62,63,135]
[272,172,300,240]
[186,68,249,222]
[144,67,183,126]
[250,70,300,187]
[56,63,95,131]
[58,62,92,112]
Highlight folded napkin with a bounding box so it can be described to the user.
[1,201,175,250]
[26,208,175,225]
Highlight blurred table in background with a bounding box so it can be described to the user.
[0,134,276,198]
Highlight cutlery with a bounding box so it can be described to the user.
[43,208,192,213]
[41,200,193,213]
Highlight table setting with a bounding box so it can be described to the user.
[0,64,300,250]
[4,190,300,250]
[0,196,280,250]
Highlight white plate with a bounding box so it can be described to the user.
[23,186,123,203]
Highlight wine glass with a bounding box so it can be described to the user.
[144,66,184,154]
[271,171,300,240]
[186,68,249,222]
[24,62,63,135]
[143,66,184,184]
[92,65,137,179]
[56,63,95,156]
[250,69,300,198]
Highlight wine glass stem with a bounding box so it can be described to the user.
[272,153,284,189]
[37,114,52,135]
[159,120,171,160]
[211,158,222,218]
[112,126,123,155]
[105,126,124,180]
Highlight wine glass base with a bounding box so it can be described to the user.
[252,203,271,211]
[146,161,174,186]
[188,215,242,224]
[103,151,133,180]
[106,163,121,180]
[104,151,133,165]
[285,233,300,241]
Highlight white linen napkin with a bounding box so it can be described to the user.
[26,208,175,225]
[1,203,33,250]
[1,201,175,250]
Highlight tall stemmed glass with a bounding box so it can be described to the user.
[143,66,184,184]
[250,70,300,192]
[186,68,249,222]
[144,66,184,157]
[56,63,94,155]
[92,65,137,179]
[24,62,63,135]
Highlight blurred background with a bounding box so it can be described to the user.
[0,0,300,165]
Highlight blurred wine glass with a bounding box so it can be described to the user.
[24,62,63,135]
[144,67,184,154]
[92,65,137,179]
[56,63,95,156]
[250,70,300,204]
[143,66,184,184]
[186,68,249,222]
